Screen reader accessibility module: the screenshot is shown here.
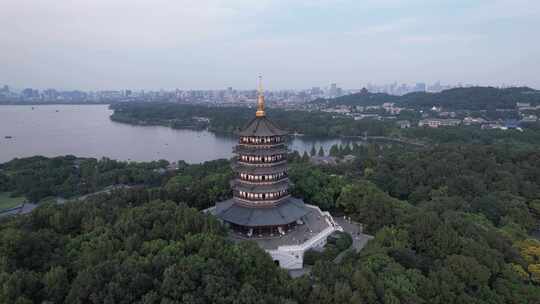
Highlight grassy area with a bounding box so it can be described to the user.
[0,192,25,211]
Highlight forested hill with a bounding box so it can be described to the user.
[110,103,395,137]
[313,89,399,107]
[400,87,540,110]
[317,86,540,110]
[2,144,540,303]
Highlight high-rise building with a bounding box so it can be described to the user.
[22,88,39,99]
[329,83,338,97]
[414,83,426,92]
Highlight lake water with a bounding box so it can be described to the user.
[0,105,352,164]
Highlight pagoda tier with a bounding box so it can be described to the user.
[235,172,288,183]
[233,179,289,195]
[233,145,288,156]
[232,162,288,175]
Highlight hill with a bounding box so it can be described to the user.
[314,88,399,107]
[318,86,540,110]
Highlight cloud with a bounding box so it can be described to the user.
[344,18,417,37]
[0,0,539,89]
[0,0,250,49]
[399,34,485,45]
[468,0,540,21]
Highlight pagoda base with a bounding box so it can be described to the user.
[211,197,309,236]
[207,200,343,270]
[227,222,298,238]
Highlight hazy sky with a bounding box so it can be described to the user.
[1,0,539,90]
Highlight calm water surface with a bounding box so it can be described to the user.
[0,105,350,163]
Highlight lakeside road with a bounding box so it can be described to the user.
[0,185,134,218]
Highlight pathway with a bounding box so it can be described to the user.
[333,216,374,263]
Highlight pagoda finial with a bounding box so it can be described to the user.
[256,75,265,117]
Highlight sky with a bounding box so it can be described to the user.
[1,0,539,90]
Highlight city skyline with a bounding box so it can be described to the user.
[0,80,528,94]
[1,0,539,90]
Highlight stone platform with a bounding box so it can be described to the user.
[227,204,342,269]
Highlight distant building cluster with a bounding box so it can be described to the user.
[364,81,458,95]
[412,101,540,131]
[321,102,408,122]
[418,118,461,128]
[0,81,467,105]
[2,83,538,135]
[0,82,352,107]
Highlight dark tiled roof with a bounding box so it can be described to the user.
[237,116,288,137]
[213,197,309,227]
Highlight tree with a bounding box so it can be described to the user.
[42,266,69,303]
[329,144,339,157]
[310,145,317,157]
[516,239,540,283]
[341,144,352,155]
[301,151,310,162]
[318,146,325,157]
[445,255,490,289]
[336,180,411,233]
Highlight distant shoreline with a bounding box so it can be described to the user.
[0,102,111,105]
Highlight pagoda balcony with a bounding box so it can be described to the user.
[232,162,288,174]
[236,159,287,166]
[233,145,289,156]
[237,140,286,146]
[232,179,289,193]
[233,194,291,206]
[237,135,286,145]
[236,172,288,183]
[234,178,288,186]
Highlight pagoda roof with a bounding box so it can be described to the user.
[213,197,309,227]
[237,116,288,137]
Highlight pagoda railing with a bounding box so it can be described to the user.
[234,177,288,185]
[236,160,287,166]
[237,143,287,149]
[269,204,343,252]
[233,146,289,155]
[233,195,291,206]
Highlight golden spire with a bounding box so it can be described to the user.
[256,75,265,117]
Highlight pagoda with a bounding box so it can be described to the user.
[213,77,309,237]
[210,77,344,269]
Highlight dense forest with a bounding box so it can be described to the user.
[401,126,540,147]
[317,86,540,110]
[1,138,540,303]
[0,156,171,202]
[110,103,394,137]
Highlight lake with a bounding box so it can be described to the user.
[0,105,354,163]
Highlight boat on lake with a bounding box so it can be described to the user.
[4,136,13,139]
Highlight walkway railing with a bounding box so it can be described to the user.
[269,204,343,253]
